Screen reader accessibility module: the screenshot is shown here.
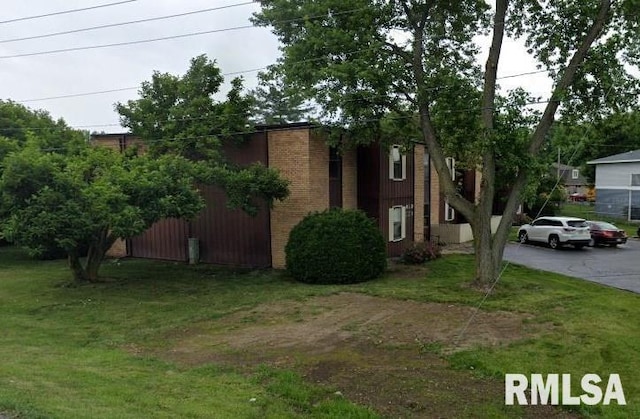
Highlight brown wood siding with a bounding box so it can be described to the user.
[130,218,189,261]
[193,132,270,267]
[379,146,416,256]
[381,197,416,257]
[190,184,271,267]
[357,145,381,221]
[329,147,342,208]
[129,131,272,267]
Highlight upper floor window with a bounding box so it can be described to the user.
[329,147,341,180]
[572,169,579,179]
[632,174,640,187]
[445,157,456,180]
[389,145,406,181]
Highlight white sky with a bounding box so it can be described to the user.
[1,0,552,133]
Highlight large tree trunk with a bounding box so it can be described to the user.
[471,208,500,286]
[68,251,88,283]
[84,244,107,282]
[66,230,115,283]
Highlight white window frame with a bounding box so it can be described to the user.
[389,145,407,181]
[388,205,407,242]
[572,169,579,179]
[444,200,455,221]
[445,157,456,180]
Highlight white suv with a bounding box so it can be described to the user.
[517,216,591,249]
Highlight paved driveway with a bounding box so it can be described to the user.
[503,238,640,293]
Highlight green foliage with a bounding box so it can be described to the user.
[0,100,86,153]
[285,209,386,284]
[549,111,640,183]
[116,55,289,214]
[508,0,640,119]
[401,241,442,265]
[0,145,204,280]
[116,55,254,160]
[249,67,314,124]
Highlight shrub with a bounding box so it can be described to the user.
[511,212,532,226]
[285,209,387,284]
[401,241,442,264]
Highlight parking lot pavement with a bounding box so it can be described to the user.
[503,238,640,294]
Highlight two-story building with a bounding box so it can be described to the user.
[93,122,481,268]
[588,149,640,221]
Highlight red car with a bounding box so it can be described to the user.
[586,221,628,247]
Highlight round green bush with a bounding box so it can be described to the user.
[285,209,387,284]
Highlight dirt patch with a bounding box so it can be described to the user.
[150,293,571,418]
[163,293,534,364]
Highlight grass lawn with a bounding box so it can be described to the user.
[1,246,639,418]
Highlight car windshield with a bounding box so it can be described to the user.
[567,220,588,228]
[591,222,618,230]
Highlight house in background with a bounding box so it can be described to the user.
[550,163,589,196]
[587,149,640,221]
[92,123,484,268]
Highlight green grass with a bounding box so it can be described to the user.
[1,246,640,417]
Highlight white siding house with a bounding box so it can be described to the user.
[587,150,640,221]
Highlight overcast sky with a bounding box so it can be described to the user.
[1,0,551,133]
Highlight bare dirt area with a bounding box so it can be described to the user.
[152,293,574,418]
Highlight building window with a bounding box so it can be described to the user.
[444,200,455,221]
[632,174,640,187]
[389,206,406,241]
[572,169,579,179]
[445,157,456,180]
[329,147,341,180]
[389,145,406,181]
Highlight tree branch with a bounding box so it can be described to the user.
[410,12,475,220]
[528,0,612,155]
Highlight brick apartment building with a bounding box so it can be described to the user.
[93,122,478,268]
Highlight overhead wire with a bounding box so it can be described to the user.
[0,2,256,44]
[0,7,369,60]
[14,66,551,104]
[0,0,139,25]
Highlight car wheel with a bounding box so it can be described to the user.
[610,243,618,248]
[518,231,528,243]
[548,235,560,249]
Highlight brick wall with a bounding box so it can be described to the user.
[92,136,122,152]
[413,145,425,242]
[341,148,358,209]
[268,128,330,268]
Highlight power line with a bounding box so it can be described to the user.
[0,0,138,25]
[0,7,368,60]
[0,2,256,44]
[0,24,256,60]
[15,67,550,103]
[6,89,579,133]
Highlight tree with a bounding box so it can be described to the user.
[0,145,205,282]
[116,55,289,215]
[0,101,88,254]
[249,67,314,124]
[550,111,640,183]
[253,0,640,284]
[0,100,85,155]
